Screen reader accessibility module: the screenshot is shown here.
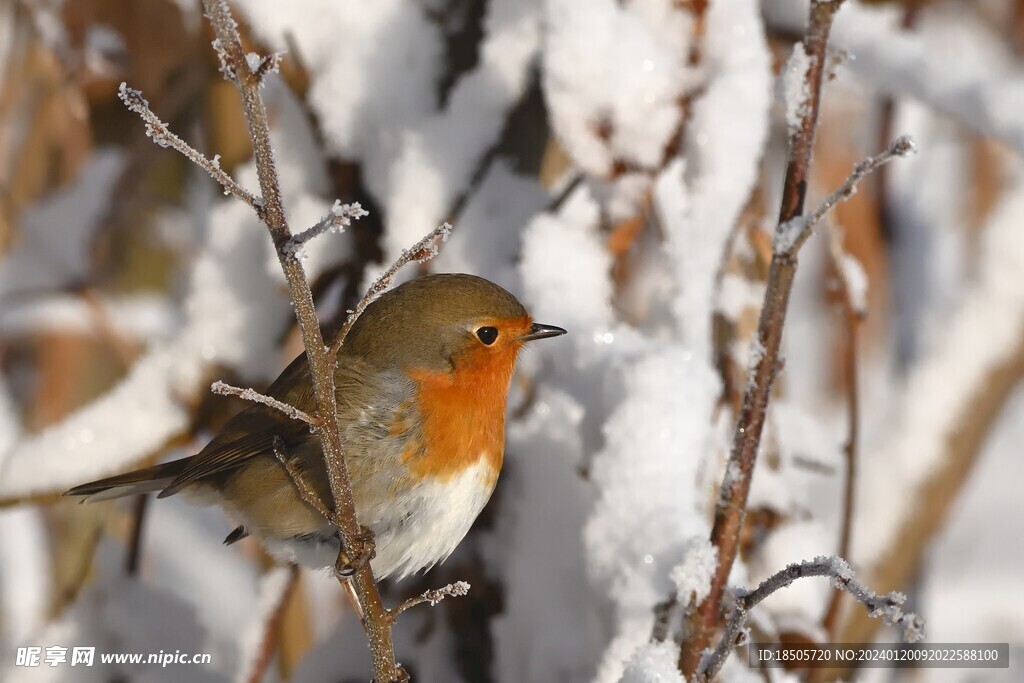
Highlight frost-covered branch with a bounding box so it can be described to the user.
[329,222,453,357]
[116,83,263,214]
[389,581,471,622]
[774,136,916,254]
[210,381,319,428]
[284,201,369,255]
[697,556,925,682]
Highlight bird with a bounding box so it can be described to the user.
[66,273,566,580]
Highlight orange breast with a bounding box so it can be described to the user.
[403,343,520,487]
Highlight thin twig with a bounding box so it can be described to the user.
[210,380,319,428]
[388,581,471,622]
[697,556,924,682]
[774,135,916,255]
[251,51,286,83]
[821,219,863,638]
[116,83,263,214]
[272,437,334,521]
[680,1,849,676]
[329,222,453,357]
[285,201,369,255]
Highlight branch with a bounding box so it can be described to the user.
[116,83,263,214]
[821,218,864,638]
[272,437,334,522]
[248,50,286,84]
[774,135,916,254]
[697,557,925,682]
[285,201,369,255]
[329,222,453,357]
[389,581,471,622]
[211,380,319,428]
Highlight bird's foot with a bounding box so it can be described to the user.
[335,525,376,577]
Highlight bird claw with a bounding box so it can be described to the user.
[335,526,376,577]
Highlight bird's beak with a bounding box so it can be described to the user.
[520,322,567,342]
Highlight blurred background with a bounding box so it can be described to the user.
[0,0,1021,681]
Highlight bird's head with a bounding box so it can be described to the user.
[342,273,566,379]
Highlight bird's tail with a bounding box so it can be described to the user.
[64,458,191,503]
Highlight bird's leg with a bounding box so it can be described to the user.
[341,579,365,622]
[334,525,376,577]
[272,437,334,520]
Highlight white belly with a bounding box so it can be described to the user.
[264,458,498,580]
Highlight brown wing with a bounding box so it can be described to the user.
[158,352,393,498]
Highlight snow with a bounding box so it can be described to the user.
[839,253,868,315]
[239,0,539,264]
[488,389,603,683]
[782,42,811,135]
[431,161,547,286]
[584,348,719,681]
[774,216,806,254]
[0,506,50,646]
[379,0,540,260]
[0,293,175,340]
[520,186,615,336]
[669,539,717,605]
[244,51,261,73]
[749,522,833,621]
[618,641,684,683]
[542,0,697,176]
[716,274,764,319]
[656,0,771,358]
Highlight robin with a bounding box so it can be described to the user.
[66,273,566,580]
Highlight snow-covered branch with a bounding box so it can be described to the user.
[698,556,925,682]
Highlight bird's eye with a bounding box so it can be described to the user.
[476,326,499,345]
